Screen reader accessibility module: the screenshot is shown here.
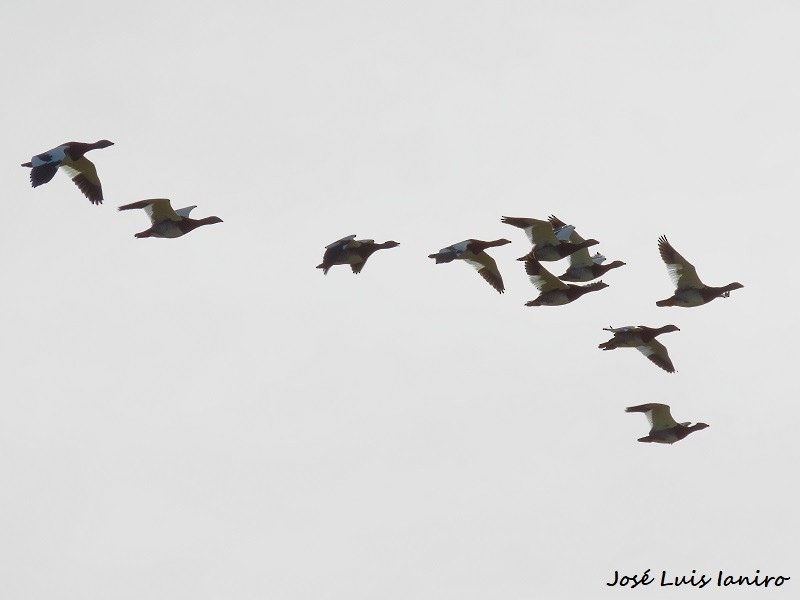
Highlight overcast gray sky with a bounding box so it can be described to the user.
[1,1,797,598]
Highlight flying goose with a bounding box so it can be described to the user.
[547,215,625,281]
[21,139,114,204]
[625,403,709,444]
[118,199,222,238]
[428,238,511,293]
[519,252,608,306]
[599,325,680,373]
[656,236,743,307]
[501,216,599,261]
[317,235,400,274]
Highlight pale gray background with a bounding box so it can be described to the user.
[1,1,797,598]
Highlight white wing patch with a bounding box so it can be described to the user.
[451,240,470,253]
[31,145,67,166]
[175,205,197,218]
[143,204,157,222]
[554,224,575,241]
[636,345,656,357]
[527,273,549,291]
[666,263,684,287]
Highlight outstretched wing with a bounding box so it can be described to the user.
[625,403,679,430]
[636,339,676,373]
[175,205,197,218]
[60,157,104,204]
[603,325,636,333]
[658,236,703,290]
[502,216,559,245]
[464,252,505,293]
[521,254,567,292]
[118,199,181,224]
[325,234,357,249]
[29,163,60,187]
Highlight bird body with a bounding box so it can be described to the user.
[118,199,222,238]
[625,403,709,444]
[599,325,680,373]
[22,139,114,204]
[519,252,608,306]
[317,235,399,274]
[428,238,510,293]
[656,236,743,307]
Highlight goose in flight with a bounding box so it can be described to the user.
[501,215,599,261]
[428,238,511,293]
[22,139,114,204]
[656,236,743,307]
[317,235,399,274]
[547,215,625,281]
[625,403,709,444]
[599,325,680,373]
[519,252,608,306]
[118,199,222,238]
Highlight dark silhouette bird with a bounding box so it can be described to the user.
[118,199,222,238]
[519,252,607,306]
[501,215,599,261]
[656,236,743,307]
[547,215,625,281]
[599,325,680,373]
[428,238,511,293]
[317,235,399,274]
[625,403,709,444]
[22,139,114,204]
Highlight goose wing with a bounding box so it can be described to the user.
[547,215,576,242]
[325,234,357,249]
[60,157,103,204]
[625,403,679,430]
[118,199,181,223]
[175,205,197,218]
[464,251,505,293]
[502,216,559,245]
[549,215,594,267]
[429,240,471,264]
[658,236,703,290]
[29,162,60,187]
[603,325,637,333]
[636,339,676,373]
[522,254,567,292]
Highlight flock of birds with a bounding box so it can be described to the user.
[316,219,743,446]
[22,139,743,445]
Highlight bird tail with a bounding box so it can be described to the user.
[655,298,673,307]
[21,162,32,168]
